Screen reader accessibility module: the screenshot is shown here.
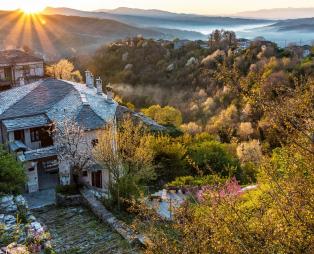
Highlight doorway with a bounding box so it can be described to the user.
[92,171,102,189]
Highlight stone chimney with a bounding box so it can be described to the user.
[85,70,94,88]
[107,91,113,101]
[96,77,103,95]
[19,76,25,86]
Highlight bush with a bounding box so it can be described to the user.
[167,175,225,187]
[0,146,26,195]
[188,140,240,177]
[55,184,81,195]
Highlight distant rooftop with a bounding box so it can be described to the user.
[0,49,43,65]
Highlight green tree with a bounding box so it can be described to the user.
[0,146,26,194]
[188,140,240,178]
[141,105,182,127]
[149,135,189,184]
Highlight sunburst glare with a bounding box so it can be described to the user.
[20,0,45,14]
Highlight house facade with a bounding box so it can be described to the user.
[0,73,162,193]
[0,49,44,91]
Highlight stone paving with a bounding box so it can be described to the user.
[23,188,56,209]
[33,206,138,254]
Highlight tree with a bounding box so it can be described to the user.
[93,117,155,209]
[188,140,240,178]
[141,105,182,127]
[53,119,94,184]
[46,59,82,82]
[149,135,189,184]
[0,146,26,194]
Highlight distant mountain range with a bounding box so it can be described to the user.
[268,18,314,32]
[94,7,176,17]
[0,10,162,58]
[0,7,313,59]
[42,7,271,28]
[235,7,314,20]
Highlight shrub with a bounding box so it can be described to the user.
[167,175,225,187]
[55,184,81,195]
[0,146,26,195]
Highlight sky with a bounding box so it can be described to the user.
[0,0,313,15]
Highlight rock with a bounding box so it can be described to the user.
[124,64,133,70]
[0,195,17,214]
[0,195,14,203]
[14,196,27,208]
[30,221,44,233]
[166,63,175,72]
[27,215,36,222]
[122,52,128,62]
[2,215,16,228]
[186,57,198,67]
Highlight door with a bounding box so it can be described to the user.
[92,171,102,189]
[4,67,12,82]
[14,130,25,142]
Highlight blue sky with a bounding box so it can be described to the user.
[1,0,314,15]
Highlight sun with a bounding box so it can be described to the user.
[20,1,45,14]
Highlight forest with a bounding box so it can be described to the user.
[46,30,314,253]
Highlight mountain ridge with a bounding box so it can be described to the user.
[235,7,314,20]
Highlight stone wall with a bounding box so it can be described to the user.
[80,188,148,247]
[56,192,83,206]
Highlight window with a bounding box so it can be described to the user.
[30,128,40,142]
[82,171,88,177]
[14,130,25,142]
[23,65,30,76]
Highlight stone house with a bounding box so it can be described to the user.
[0,49,44,91]
[0,72,162,193]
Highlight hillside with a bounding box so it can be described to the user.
[0,10,162,58]
[269,18,314,32]
[235,7,314,20]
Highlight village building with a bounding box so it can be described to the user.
[0,72,162,193]
[0,49,44,91]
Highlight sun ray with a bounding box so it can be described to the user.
[5,12,27,48]
[32,14,57,56]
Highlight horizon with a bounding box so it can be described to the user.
[1,0,314,16]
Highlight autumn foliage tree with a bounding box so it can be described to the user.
[46,59,82,82]
[93,117,155,209]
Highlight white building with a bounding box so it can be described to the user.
[0,49,44,91]
[0,73,163,193]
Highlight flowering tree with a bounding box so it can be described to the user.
[53,118,94,184]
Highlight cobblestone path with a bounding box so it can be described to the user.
[33,206,138,254]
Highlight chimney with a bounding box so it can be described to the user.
[19,76,25,86]
[96,77,103,95]
[85,70,94,88]
[107,91,113,101]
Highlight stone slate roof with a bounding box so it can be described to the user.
[0,49,43,65]
[3,114,50,131]
[0,78,163,133]
[115,105,165,132]
[9,140,28,152]
[18,146,57,162]
[0,78,117,131]
[76,105,105,130]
